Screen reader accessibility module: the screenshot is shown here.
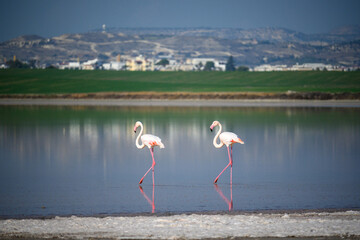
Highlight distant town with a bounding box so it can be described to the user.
[1,26,360,72]
[1,54,358,72]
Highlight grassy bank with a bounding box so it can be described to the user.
[0,69,359,94]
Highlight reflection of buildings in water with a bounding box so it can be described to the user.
[2,112,358,176]
[84,121,99,153]
[69,120,80,143]
[1,117,233,169]
[167,120,210,157]
[1,120,129,165]
[249,123,302,165]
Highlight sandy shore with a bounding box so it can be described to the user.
[1,211,359,239]
[0,98,360,107]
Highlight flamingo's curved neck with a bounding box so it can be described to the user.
[136,123,145,149]
[213,123,224,148]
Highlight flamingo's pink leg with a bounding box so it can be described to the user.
[230,147,233,209]
[230,166,233,210]
[139,148,156,184]
[230,145,233,166]
[150,148,156,168]
[152,169,155,213]
[214,146,232,183]
[139,166,152,185]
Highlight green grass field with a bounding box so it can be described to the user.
[0,69,359,94]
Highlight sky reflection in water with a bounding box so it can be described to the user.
[0,105,359,217]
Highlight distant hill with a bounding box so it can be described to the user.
[329,25,360,36]
[1,26,359,67]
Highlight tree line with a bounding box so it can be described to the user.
[199,56,249,71]
[4,56,249,71]
[156,56,249,71]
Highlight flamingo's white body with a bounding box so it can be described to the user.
[137,134,164,149]
[134,121,164,184]
[210,120,244,183]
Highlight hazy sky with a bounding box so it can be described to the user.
[1,0,360,42]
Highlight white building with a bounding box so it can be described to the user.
[0,64,8,69]
[188,58,227,71]
[214,61,226,71]
[191,58,216,66]
[82,58,99,70]
[252,63,336,72]
[290,63,333,71]
[254,64,288,72]
[126,55,154,71]
[102,61,126,70]
[59,61,81,70]
[68,62,81,69]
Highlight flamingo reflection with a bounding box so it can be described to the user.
[138,170,155,213]
[214,167,233,211]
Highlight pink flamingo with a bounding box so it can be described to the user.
[134,121,164,184]
[210,120,244,183]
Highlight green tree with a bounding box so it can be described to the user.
[237,66,249,71]
[28,59,37,69]
[225,56,235,71]
[203,61,215,71]
[156,59,169,67]
[46,65,57,69]
[6,60,30,69]
[196,62,203,71]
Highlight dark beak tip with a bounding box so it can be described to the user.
[210,128,213,132]
[134,130,136,133]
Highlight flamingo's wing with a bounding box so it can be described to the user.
[220,132,244,146]
[141,134,165,148]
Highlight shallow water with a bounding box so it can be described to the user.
[0,105,359,217]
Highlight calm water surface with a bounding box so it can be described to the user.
[0,105,359,217]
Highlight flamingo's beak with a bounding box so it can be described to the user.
[210,126,213,132]
[133,126,137,133]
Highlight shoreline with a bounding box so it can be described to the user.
[1,98,360,107]
[1,91,360,100]
[1,208,359,220]
[1,210,359,239]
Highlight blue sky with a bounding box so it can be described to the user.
[0,0,359,42]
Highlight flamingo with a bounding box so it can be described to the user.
[134,121,164,184]
[210,120,244,183]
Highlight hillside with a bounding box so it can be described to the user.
[0,26,360,67]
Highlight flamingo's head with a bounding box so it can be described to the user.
[134,121,142,133]
[210,120,220,132]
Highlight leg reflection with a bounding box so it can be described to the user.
[139,170,155,213]
[214,167,233,211]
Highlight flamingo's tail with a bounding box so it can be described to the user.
[230,138,244,144]
[159,142,165,148]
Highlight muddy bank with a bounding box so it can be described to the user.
[1,92,360,100]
